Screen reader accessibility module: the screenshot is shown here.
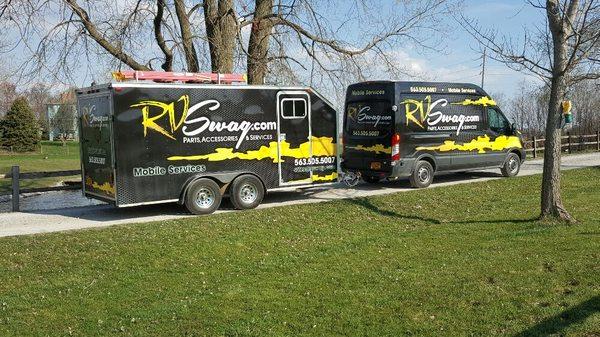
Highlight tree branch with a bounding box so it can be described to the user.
[64,0,149,71]
[154,0,173,71]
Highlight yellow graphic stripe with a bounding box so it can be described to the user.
[451,96,496,107]
[85,176,115,196]
[286,172,338,184]
[168,137,336,163]
[416,135,521,154]
[312,172,338,182]
[286,178,312,184]
[345,144,391,154]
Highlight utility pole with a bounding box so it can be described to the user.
[480,48,486,88]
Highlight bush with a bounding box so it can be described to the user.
[0,97,41,152]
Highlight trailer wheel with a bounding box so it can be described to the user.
[409,160,434,188]
[230,174,264,210]
[185,178,222,215]
[501,152,521,177]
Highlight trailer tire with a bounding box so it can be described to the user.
[230,174,264,210]
[184,178,222,215]
[409,160,434,188]
[501,152,521,177]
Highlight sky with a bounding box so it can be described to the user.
[2,0,548,101]
[419,0,545,98]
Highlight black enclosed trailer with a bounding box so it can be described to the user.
[77,79,338,214]
[341,81,525,188]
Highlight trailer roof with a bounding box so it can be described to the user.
[75,82,337,109]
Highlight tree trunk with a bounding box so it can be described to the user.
[174,0,199,72]
[541,2,576,222]
[540,75,574,222]
[247,0,274,84]
[203,0,236,73]
[153,0,173,71]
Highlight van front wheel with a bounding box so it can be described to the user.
[409,160,434,188]
[185,178,222,215]
[501,153,521,177]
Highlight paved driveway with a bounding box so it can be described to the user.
[0,152,598,238]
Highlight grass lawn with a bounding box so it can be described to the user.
[0,141,80,194]
[0,168,598,336]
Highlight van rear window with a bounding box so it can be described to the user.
[345,101,393,137]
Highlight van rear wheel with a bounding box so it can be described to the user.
[230,174,264,210]
[185,178,222,215]
[409,160,434,188]
[501,153,521,177]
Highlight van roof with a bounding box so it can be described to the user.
[349,81,489,96]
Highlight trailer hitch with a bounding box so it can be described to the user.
[341,171,361,187]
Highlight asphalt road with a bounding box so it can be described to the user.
[1,152,599,238]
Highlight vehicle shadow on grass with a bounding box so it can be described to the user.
[342,195,540,227]
[343,197,442,225]
[514,295,599,337]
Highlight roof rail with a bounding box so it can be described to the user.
[112,71,247,84]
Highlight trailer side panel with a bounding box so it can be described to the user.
[110,85,337,206]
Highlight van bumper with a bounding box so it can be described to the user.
[390,158,416,177]
[342,158,416,179]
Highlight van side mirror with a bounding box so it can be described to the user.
[510,123,517,135]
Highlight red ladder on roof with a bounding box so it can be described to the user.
[112,71,247,84]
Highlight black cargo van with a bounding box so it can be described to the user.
[341,81,524,188]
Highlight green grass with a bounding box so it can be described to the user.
[0,169,599,336]
[0,141,80,194]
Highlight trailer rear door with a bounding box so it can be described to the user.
[78,92,116,201]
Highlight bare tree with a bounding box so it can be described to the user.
[461,0,600,222]
[570,79,600,133]
[0,81,17,117]
[50,104,76,144]
[1,0,455,95]
[26,83,54,121]
[242,0,453,87]
[508,80,549,138]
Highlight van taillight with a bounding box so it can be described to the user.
[391,133,400,165]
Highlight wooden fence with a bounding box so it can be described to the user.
[1,166,81,212]
[1,131,599,212]
[524,131,600,158]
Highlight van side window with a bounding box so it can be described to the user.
[487,108,509,134]
[281,98,307,119]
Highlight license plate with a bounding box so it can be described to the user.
[370,162,381,170]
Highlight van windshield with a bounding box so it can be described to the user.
[345,101,393,138]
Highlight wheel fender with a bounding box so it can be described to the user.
[413,153,437,173]
[503,149,523,166]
